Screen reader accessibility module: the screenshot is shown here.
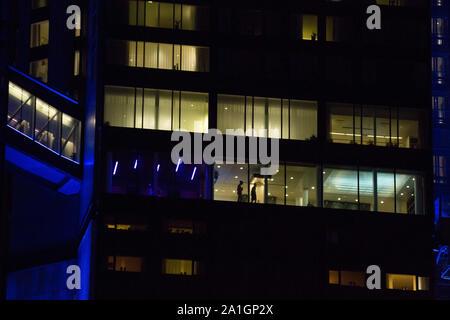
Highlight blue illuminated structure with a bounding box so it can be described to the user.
[8,66,79,105]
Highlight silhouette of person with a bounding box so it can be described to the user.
[237,181,244,202]
[251,184,257,203]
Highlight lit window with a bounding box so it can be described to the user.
[7,82,81,163]
[108,256,143,272]
[112,40,210,72]
[29,58,48,83]
[32,0,48,9]
[129,1,209,31]
[386,274,417,291]
[329,270,365,287]
[217,94,317,141]
[162,259,199,276]
[302,15,318,41]
[104,86,209,133]
[74,50,80,76]
[30,20,49,48]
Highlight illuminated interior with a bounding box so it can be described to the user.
[108,256,143,273]
[323,167,423,214]
[162,259,199,276]
[7,82,81,163]
[328,270,365,287]
[328,103,422,149]
[217,94,317,140]
[29,59,48,83]
[213,163,317,206]
[30,20,49,48]
[121,40,210,72]
[386,274,429,291]
[104,85,209,133]
[128,0,209,31]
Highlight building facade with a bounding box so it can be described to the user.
[0,0,437,299]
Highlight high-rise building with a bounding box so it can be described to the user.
[432,0,450,299]
[0,0,435,299]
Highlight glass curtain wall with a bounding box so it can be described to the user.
[327,103,424,149]
[128,0,209,31]
[217,94,317,140]
[107,40,210,72]
[104,85,209,133]
[7,82,82,163]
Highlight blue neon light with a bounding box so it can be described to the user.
[9,66,79,104]
[176,159,181,172]
[5,146,66,184]
[191,167,197,181]
[157,164,160,172]
[58,178,81,196]
[113,162,118,175]
[134,159,138,170]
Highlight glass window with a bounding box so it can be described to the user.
[61,114,81,162]
[326,16,352,42]
[180,91,209,133]
[35,99,60,153]
[74,50,80,76]
[145,42,158,68]
[398,108,421,149]
[359,169,375,211]
[182,4,209,31]
[163,259,198,276]
[386,274,416,291]
[286,164,318,207]
[217,94,246,133]
[375,106,391,147]
[214,164,249,203]
[290,100,317,141]
[329,270,339,285]
[7,82,34,138]
[30,20,49,48]
[108,256,143,272]
[302,15,318,41]
[32,0,48,9]
[328,103,355,144]
[158,43,173,69]
[362,106,375,145]
[340,271,365,287]
[182,45,210,72]
[376,170,395,213]
[418,276,430,291]
[396,172,424,215]
[104,86,136,128]
[323,167,359,210]
[142,88,173,131]
[29,58,48,83]
[267,165,285,205]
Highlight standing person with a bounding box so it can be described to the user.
[237,181,244,202]
[251,184,257,203]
